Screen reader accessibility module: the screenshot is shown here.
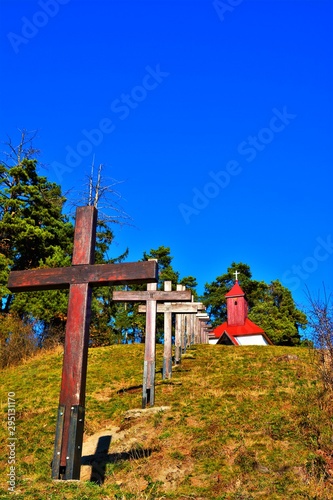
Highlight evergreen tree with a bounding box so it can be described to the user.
[180,276,198,300]
[0,132,74,346]
[89,246,130,347]
[0,156,73,309]
[248,280,307,346]
[0,133,127,346]
[143,246,180,287]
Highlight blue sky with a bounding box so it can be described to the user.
[1,0,333,318]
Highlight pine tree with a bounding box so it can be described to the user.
[0,132,74,347]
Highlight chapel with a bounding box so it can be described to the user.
[211,272,273,346]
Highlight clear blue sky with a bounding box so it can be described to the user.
[1,0,332,315]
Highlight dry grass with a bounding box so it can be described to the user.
[1,344,333,499]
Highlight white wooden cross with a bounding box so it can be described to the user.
[233,270,240,281]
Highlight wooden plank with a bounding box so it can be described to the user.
[194,315,200,344]
[8,260,158,292]
[72,206,97,265]
[142,282,157,408]
[52,206,96,478]
[174,284,185,363]
[112,290,192,302]
[189,313,195,346]
[185,314,192,348]
[59,284,92,408]
[138,302,205,313]
[174,312,182,364]
[181,314,186,354]
[57,208,96,474]
[162,281,172,380]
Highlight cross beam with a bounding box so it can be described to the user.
[7,206,158,480]
[112,290,192,302]
[137,302,205,313]
[8,261,156,291]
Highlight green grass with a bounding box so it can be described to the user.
[1,344,333,499]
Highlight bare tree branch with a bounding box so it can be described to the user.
[70,160,134,227]
[305,284,333,391]
[2,129,40,166]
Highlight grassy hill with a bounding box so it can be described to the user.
[1,344,333,499]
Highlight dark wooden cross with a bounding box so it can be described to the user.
[112,281,192,407]
[7,206,158,481]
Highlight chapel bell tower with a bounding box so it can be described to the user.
[225,271,248,326]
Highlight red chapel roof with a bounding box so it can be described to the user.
[225,281,245,298]
[213,317,265,338]
[213,318,273,345]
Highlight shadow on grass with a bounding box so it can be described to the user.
[81,435,154,484]
[116,371,162,394]
[116,384,142,395]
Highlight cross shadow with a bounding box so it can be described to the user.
[116,384,142,395]
[81,435,155,484]
[81,434,112,484]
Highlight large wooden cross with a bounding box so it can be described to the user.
[7,206,158,481]
[112,282,192,407]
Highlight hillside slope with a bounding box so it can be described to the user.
[1,344,333,499]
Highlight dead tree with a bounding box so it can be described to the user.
[306,285,333,391]
[73,158,132,227]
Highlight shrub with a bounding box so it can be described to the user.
[0,314,37,368]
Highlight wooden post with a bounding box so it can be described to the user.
[142,281,157,408]
[181,313,186,355]
[185,314,192,348]
[163,281,173,380]
[194,316,199,344]
[54,206,96,480]
[174,313,181,364]
[175,285,185,363]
